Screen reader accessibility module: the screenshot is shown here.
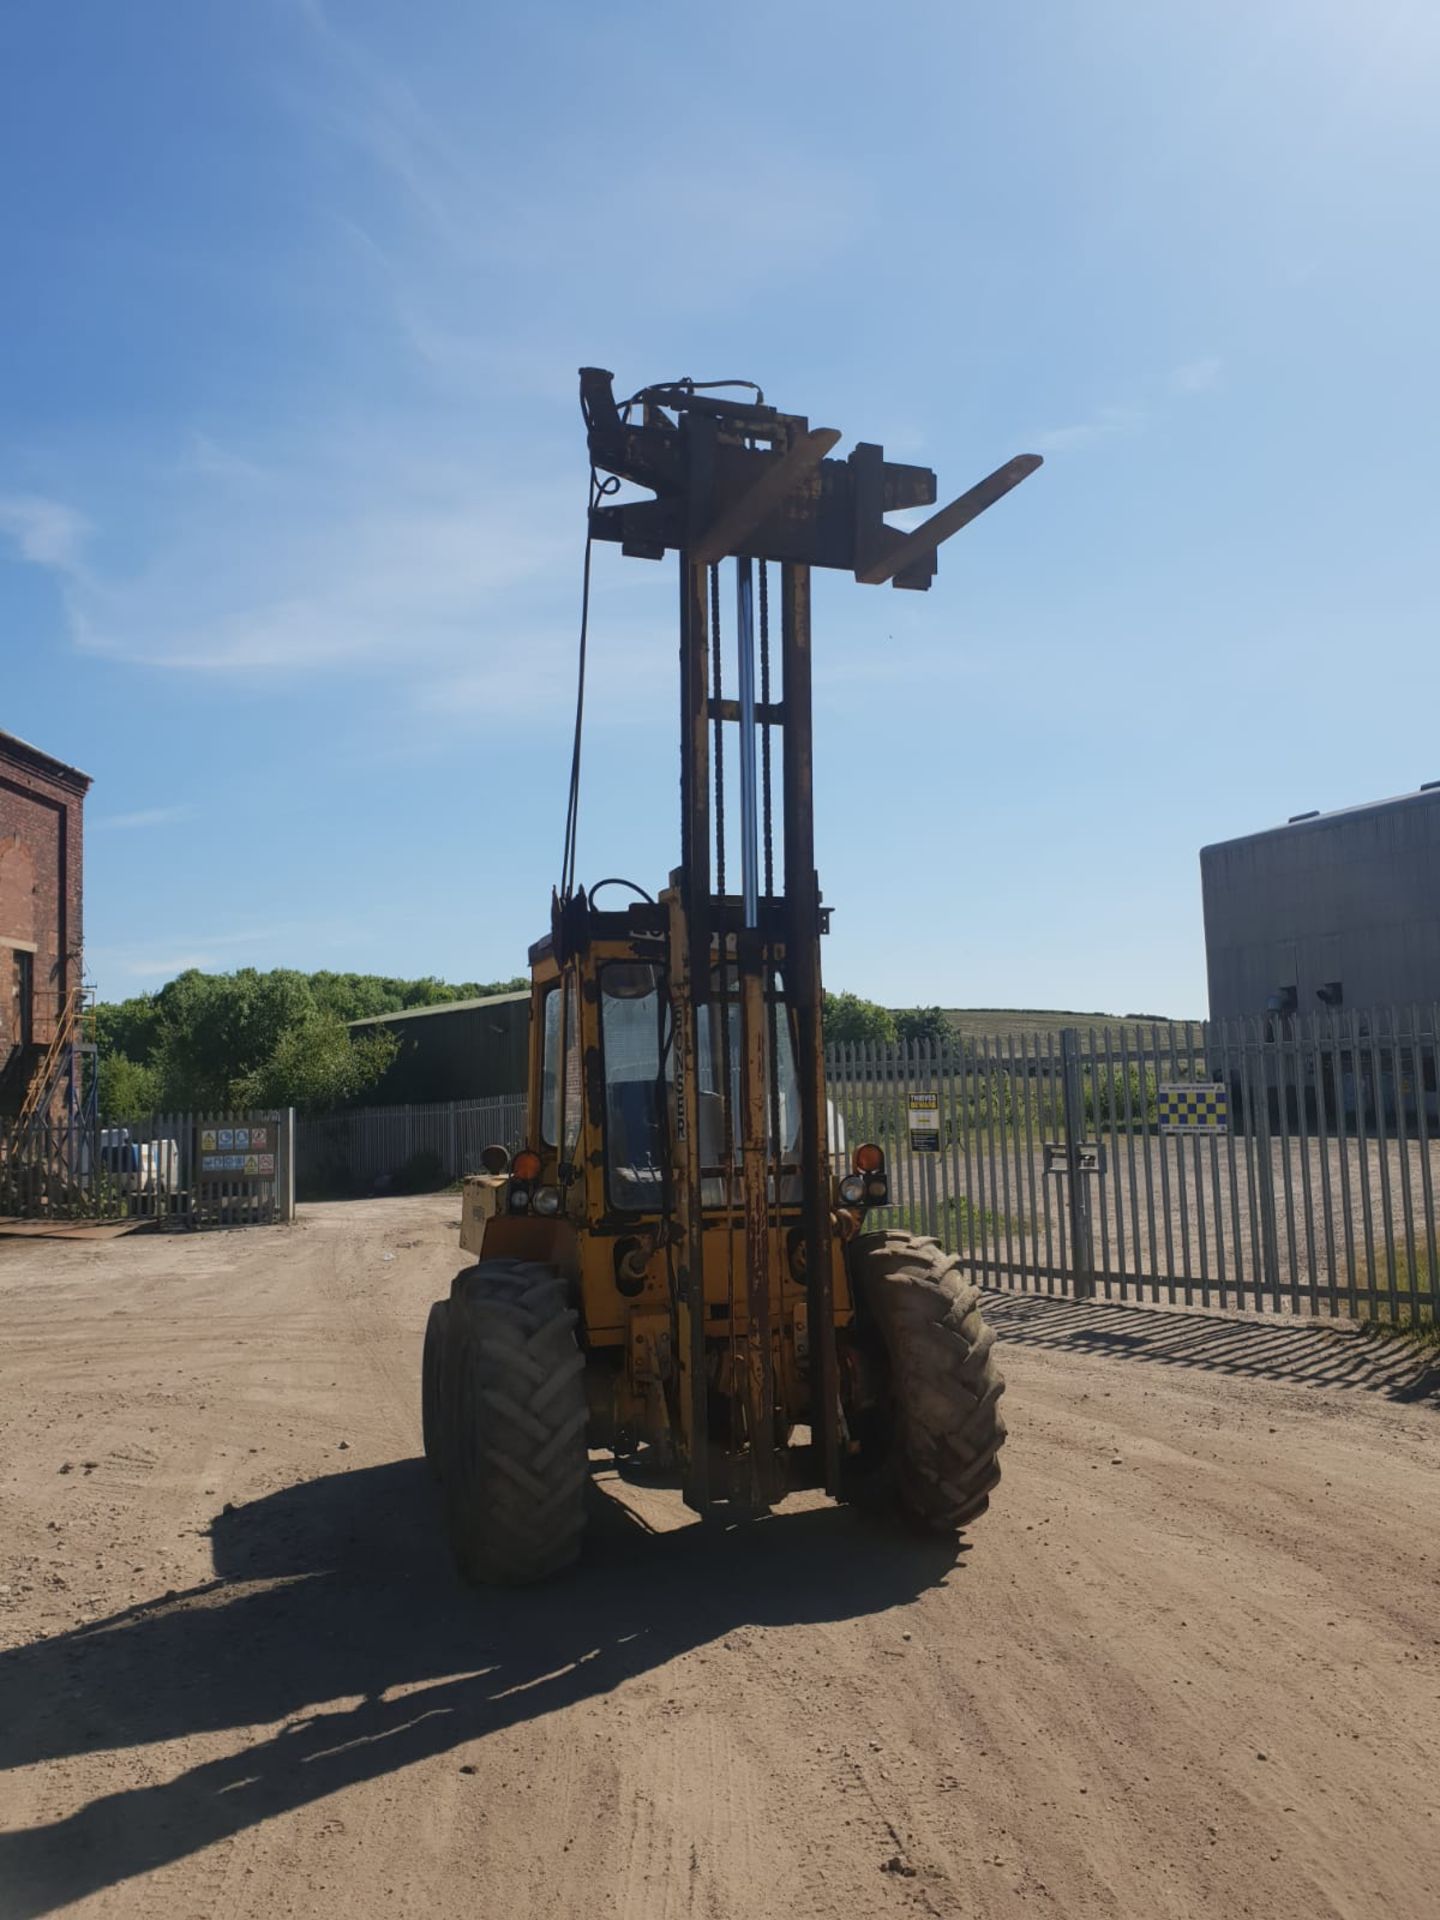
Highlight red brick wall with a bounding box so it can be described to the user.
[0,737,88,1057]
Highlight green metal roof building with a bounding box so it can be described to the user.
[347,990,530,1104]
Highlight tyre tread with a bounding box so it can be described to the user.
[440,1258,589,1584]
[848,1229,1007,1531]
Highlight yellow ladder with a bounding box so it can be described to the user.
[17,985,83,1128]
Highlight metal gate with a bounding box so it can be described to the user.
[0,1108,296,1228]
[827,1008,1440,1324]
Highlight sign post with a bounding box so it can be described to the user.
[1060,1029,1095,1299]
[908,1090,941,1238]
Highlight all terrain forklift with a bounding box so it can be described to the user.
[422,370,1040,1583]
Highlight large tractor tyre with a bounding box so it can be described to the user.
[845,1230,1006,1532]
[440,1259,589,1586]
[422,1298,449,1481]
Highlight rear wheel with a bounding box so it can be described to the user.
[844,1230,1006,1531]
[440,1259,589,1585]
[422,1298,449,1480]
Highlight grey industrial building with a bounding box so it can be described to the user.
[1201,784,1440,1023]
[346,990,530,1104]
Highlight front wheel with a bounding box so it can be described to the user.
[440,1259,589,1585]
[844,1230,1006,1531]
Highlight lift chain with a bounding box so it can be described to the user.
[759,560,774,901]
[709,562,725,894]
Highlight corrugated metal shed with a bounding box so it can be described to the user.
[1201,785,1440,1021]
[347,990,530,1104]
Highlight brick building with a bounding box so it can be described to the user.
[0,730,91,1118]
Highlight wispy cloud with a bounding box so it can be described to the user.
[1032,356,1223,455]
[73,505,575,681]
[90,920,342,984]
[0,493,89,568]
[1031,405,1146,454]
[91,806,191,832]
[1170,355,1224,395]
[3,2,865,717]
[119,953,229,980]
[179,434,273,486]
[293,0,864,370]
[411,610,677,731]
[7,414,586,701]
[2,420,662,722]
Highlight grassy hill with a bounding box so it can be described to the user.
[940,1008,1201,1047]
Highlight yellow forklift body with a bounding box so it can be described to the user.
[472,928,854,1355]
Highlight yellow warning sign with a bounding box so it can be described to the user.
[1158,1084,1230,1135]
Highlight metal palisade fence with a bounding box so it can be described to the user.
[826,1007,1440,1325]
[295,1094,527,1198]
[0,1109,295,1227]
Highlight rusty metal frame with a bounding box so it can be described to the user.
[579,367,1040,1514]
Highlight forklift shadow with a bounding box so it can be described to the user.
[0,1457,963,1918]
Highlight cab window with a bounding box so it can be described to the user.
[600,964,667,1209]
[600,963,801,1210]
[539,980,581,1160]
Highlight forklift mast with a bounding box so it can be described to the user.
[573,369,1039,1513]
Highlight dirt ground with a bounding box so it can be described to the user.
[1,1199,1437,1920]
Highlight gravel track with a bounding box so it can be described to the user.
[1,1198,1436,1920]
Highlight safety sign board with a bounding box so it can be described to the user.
[908,1093,941,1152]
[199,1124,273,1154]
[200,1151,276,1176]
[196,1118,278,1178]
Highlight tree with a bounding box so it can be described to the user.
[97,1051,162,1123]
[146,968,316,1109]
[94,994,161,1066]
[308,972,404,1022]
[822,991,898,1046]
[230,1013,397,1112]
[93,966,523,1115]
[894,1006,954,1048]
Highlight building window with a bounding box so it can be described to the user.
[14,949,33,1048]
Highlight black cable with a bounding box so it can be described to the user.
[619,375,766,412]
[588,877,656,907]
[560,467,618,901]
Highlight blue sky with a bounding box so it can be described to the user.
[4,0,1438,1016]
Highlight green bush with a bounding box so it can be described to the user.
[893,1006,953,1047]
[391,1148,447,1194]
[823,991,898,1046]
[97,1051,162,1124]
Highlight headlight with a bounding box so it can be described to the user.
[532,1185,561,1216]
[508,1186,531,1213]
[838,1173,866,1205]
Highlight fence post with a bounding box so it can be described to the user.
[919,1040,939,1241]
[1061,1028,1095,1300]
[1248,1025,1283,1308]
